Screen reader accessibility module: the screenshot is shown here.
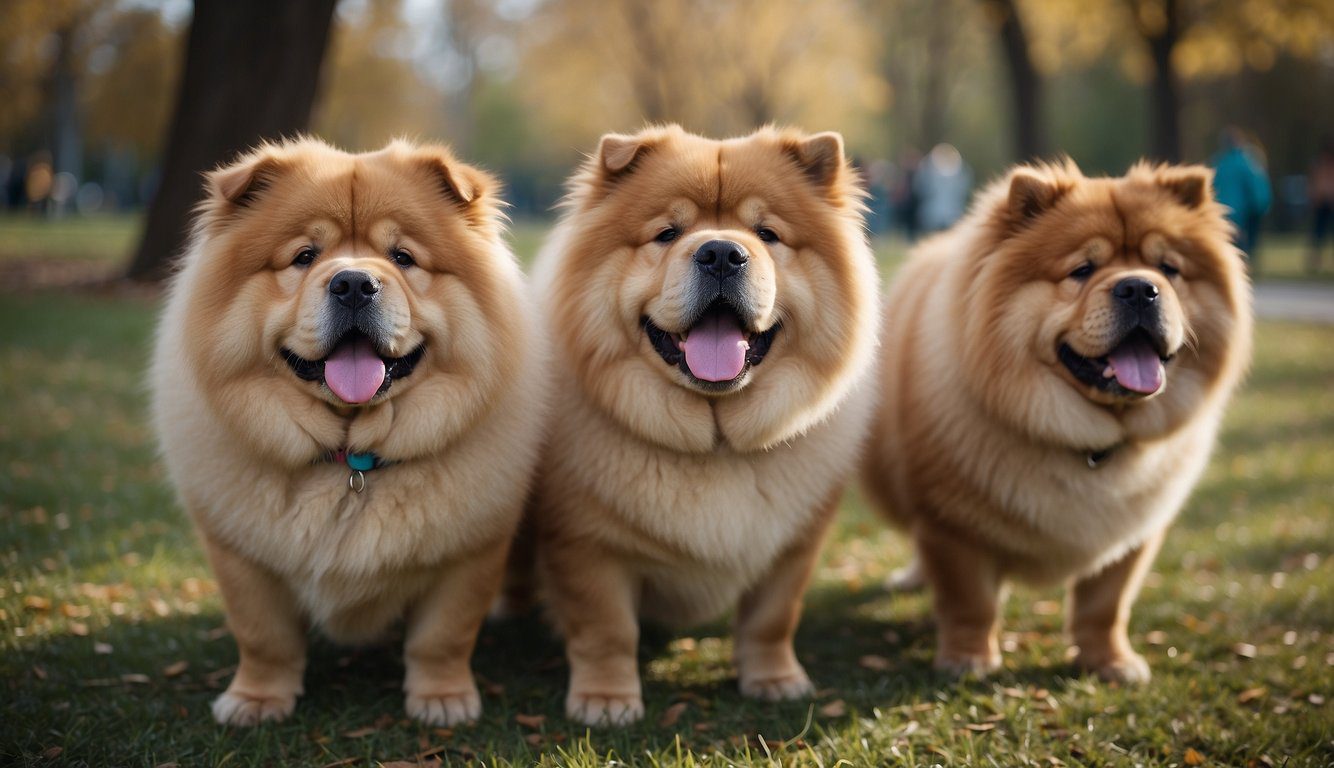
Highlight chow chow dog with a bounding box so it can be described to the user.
[863,160,1251,682]
[527,125,880,725]
[151,138,545,726]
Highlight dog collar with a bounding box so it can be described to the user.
[323,449,389,493]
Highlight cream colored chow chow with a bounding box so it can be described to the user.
[528,125,881,725]
[863,161,1252,682]
[151,138,545,726]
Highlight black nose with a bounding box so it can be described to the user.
[328,269,380,310]
[1112,277,1159,310]
[693,239,748,279]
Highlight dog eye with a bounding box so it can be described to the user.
[654,227,679,244]
[1160,262,1180,278]
[756,227,780,244]
[1069,262,1095,280]
[391,248,415,268]
[292,248,317,267]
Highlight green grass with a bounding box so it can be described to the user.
[0,234,1332,766]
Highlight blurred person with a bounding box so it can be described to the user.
[1307,139,1334,274]
[915,143,972,234]
[892,148,922,241]
[1210,127,1271,263]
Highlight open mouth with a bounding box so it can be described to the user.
[644,300,779,390]
[1058,329,1173,399]
[282,331,425,405]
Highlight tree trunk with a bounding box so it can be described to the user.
[986,0,1046,160]
[919,3,952,145]
[127,0,337,281]
[1136,0,1182,162]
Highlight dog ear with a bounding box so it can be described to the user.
[786,131,846,188]
[417,147,491,206]
[1156,166,1212,209]
[1006,169,1066,228]
[597,133,651,175]
[207,149,286,208]
[412,145,503,228]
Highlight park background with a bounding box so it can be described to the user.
[1,0,1331,766]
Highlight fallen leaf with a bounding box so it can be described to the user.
[93,641,113,655]
[658,701,688,727]
[858,654,891,671]
[162,661,189,678]
[1309,694,1325,705]
[24,596,52,611]
[120,673,150,684]
[818,699,847,717]
[155,763,180,768]
[1233,643,1257,659]
[342,726,377,739]
[524,733,543,746]
[68,622,89,636]
[1032,600,1061,615]
[514,713,545,729]
[317,759,359,768]
[32,665,47,680]
[1237,687,1266,703]
[1185,747,1206,765]
[378,763,416,768]
[41,746,63,760]
[964,723,996,732]
[414,746,447,760]
[692,722,713,732]
[1145,630,1168,645]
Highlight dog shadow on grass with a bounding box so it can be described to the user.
[5,581,1103,765]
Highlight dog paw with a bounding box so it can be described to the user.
[934,650,1001,678]
[1079,651,1151,685]
[565,691,645,726]
[406,688,482,726]
[740,669,815,701]
[212,690,296,726]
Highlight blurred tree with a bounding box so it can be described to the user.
[81,9,181,159]
[314,0,444,151]
[516,0,883,153]
[981,0,1047,160]
[128,0,337,281]
[1127,0,1185,161]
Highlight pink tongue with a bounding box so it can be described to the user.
[681,310,749,382]
[1107,335,1163,394]
[323,336,386,404]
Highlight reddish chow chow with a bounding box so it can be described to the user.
[864,160,1252,682]
[152,138,545,726]
[527,125,880,725]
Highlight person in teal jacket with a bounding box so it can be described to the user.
[1211,127,1272,263]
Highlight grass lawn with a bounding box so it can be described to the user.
[0,221,1331,767]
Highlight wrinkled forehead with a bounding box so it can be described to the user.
[259,151,442,236]
[614,134,802,218]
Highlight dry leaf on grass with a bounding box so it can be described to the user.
[658,701,688,727]
[120,673,150,685]
[1184,747,1206,765]
[1237,687,1266,703]
[41,746,63,760]
[964,723,996,732]
[514,713,545,729]
[858,654,891,671]
[162,661,189,678]
[93,641,113,655]
[818,699,847,717]
[1233,643,1258,659]
[24,596,52,611]
[317,758,359,768]
[341,726,378,739]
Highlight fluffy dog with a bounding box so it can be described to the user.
[528,125,880,725]
[863,161,1251,682]
[151,138,545,726]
